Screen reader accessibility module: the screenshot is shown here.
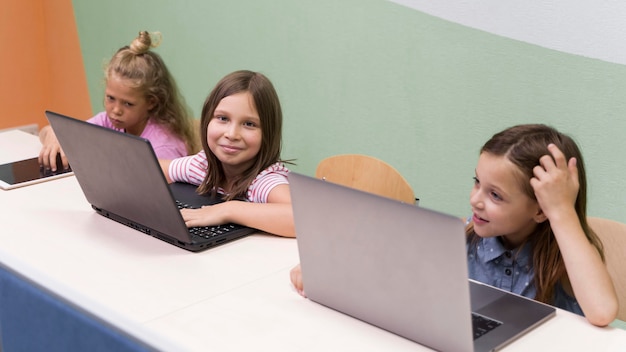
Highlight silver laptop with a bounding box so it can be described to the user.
[289,172,555,352]
[46,110,256,252]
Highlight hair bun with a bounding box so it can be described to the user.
[129,31,162,54]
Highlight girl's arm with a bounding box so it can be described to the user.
[181,183,296,238]
[531,144,618,326]
[158,159,173,183]
[550,211,617,326]
[38,125,69,171]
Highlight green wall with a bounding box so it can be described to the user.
[73,0,626,223]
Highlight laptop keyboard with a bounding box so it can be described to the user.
[472,313,502,339]
[175,200,247,241]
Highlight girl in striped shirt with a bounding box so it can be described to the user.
[160,70,294,238]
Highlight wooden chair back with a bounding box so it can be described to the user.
[315,154,416,204]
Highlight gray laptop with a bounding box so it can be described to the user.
[289,172,555,352]
[46,110,256,252]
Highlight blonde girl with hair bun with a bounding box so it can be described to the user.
[39,31,198,171]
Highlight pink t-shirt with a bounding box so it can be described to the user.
[88,112,187,159]
[168,150,289,203]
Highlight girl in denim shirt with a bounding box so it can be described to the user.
[465,124,616,326]
[291,124,617,327]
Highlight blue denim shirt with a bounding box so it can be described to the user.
[467,236,583,316]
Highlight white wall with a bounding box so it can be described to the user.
[390,0,626,65]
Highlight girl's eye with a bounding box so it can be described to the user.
[490,191,502,201]
[244,121,257,128]
[472,177,479,185]
[215,115,228,122]
[124,102,134,107]
[106,95,114,102]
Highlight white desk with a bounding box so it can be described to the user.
[1,130,625,351]
[0,129,42,164]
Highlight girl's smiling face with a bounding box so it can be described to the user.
[469,152,545,248]
[207,92,262,177]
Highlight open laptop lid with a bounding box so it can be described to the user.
[289,172,555,352]
[289,172,476,351]
[45,110,196,246]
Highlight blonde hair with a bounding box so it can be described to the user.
[104,31,198,154]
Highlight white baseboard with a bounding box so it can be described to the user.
[0,124,39,135]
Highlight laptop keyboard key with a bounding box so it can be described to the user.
[472,313,502,339]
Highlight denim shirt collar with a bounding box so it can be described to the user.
[478,236,532,269]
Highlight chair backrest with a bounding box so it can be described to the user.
[588,217,626,321]
[315,154,416,204]
[192,118,203,154]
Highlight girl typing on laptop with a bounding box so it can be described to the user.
[290,124,618,327]
[159,70,295,238]
[39,31,198,171]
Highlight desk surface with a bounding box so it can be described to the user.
[0,129,42,164]
[1,130,625,351]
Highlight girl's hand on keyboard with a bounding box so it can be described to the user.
[180,202,232,228]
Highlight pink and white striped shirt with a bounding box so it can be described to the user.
[168,150,289,203]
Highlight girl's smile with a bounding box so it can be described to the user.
[218,144,243,154]
[472,213,489,226]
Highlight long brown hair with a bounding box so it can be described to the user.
[197,70,285,200]
[105,31,198,154]
[465,124,604,304]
